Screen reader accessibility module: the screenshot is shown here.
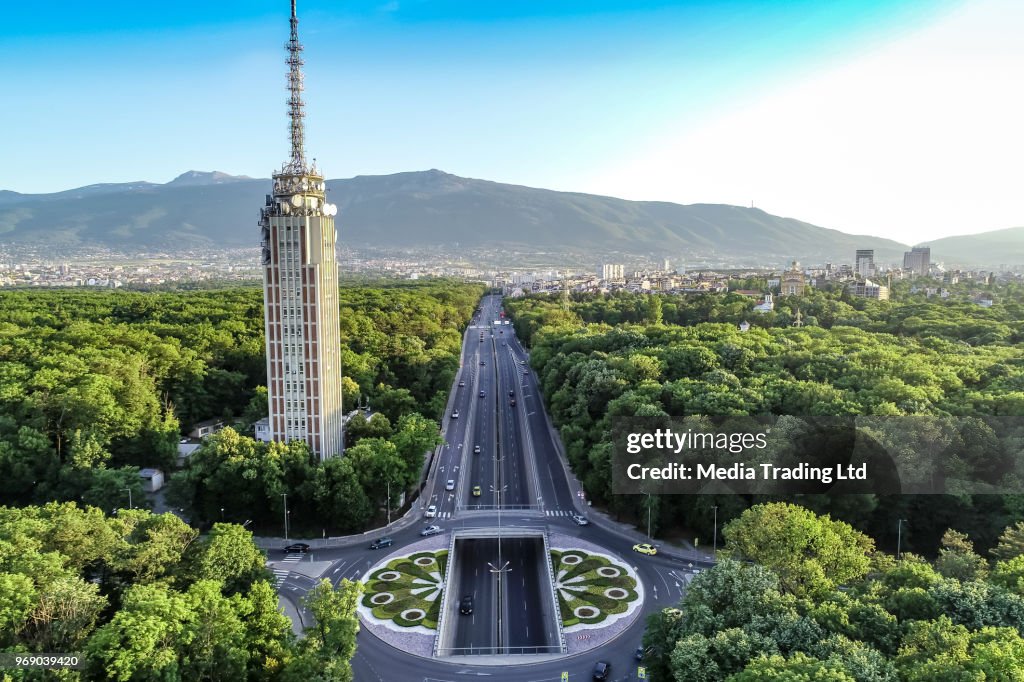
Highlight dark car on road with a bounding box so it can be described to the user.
[593,661,611,680]
[283,543,310,554]
[460,595,474,615]
[369,537,393,550]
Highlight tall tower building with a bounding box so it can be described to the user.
[258,0,344,459]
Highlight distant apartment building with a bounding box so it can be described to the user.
[600,263,625,280]
[847,279,890,301]
[903,247,931,276]
[855,250,875,278]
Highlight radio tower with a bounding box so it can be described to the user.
[257,0,345,459]
[285,0,307,174]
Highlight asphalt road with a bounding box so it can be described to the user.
[271,293,714,681]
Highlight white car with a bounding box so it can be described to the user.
[571,513,590,526]
[452,410,459,419]
[425,505,437,518]
[446,479,456,491]
[420,525,443,537]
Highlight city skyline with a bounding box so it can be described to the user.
[2,0,1022,244]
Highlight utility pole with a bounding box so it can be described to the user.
[897,519,906,559]
[386,480,391,526]
[646,492,653,539]
[283,493,289,541]
[122,487,132,510]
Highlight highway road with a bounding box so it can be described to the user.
[271,293,715,681]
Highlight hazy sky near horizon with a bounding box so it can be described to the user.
[2,0,1021,245]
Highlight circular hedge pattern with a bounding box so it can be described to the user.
[361,550,448,630]
[552,549,640,628]
[574,606,598,619]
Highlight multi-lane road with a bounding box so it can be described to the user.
[273,293,714,681]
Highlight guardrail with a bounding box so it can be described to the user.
[432,528,461,657]
[433,645,565,656]
[541,530,568,654]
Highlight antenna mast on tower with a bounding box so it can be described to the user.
[285,0,307,173]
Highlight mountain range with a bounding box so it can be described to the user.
[0,169,1019,266]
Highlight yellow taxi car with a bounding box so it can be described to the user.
[632,543,657,556]
[472,486,482,497]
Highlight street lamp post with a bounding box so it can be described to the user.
[713,505,719,555]
[386,480,391,526]
[122,487,132,510]
[283,493,289,541]
[897,519,907,559]
[489,483,510,654]
[645,492,654,539]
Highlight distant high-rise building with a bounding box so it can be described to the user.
[257,0,344,459]
[600,263,625,280]
[903,247,931,276]
[855,249,875,278]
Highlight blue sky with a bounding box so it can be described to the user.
[3,0,1020,244]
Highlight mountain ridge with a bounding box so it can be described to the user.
[0,169,1017,266]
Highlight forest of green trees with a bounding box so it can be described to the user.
[505,285,1024,555]
[0,503,361,680]
[0,280,483,678]
[0,280,483,532]
[645,502,1024,680]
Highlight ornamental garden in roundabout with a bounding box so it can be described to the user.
[361,550,448,631]
[552,549,641,628]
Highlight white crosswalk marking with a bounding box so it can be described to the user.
[273,569,290,586]
[282,553,302,562]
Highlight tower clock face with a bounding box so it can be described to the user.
[290,194,303,207]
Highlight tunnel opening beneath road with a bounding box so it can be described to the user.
[436,533,563,657]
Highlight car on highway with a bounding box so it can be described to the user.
[632,543,658,556]
[473,445,481,454]
[446,479,456,491]
[369,537,393,550]
[510,399,516,406]
[451,410,459,418]
[509,390,514,397]
[460,595,474,615]
[522,369,529,375]
[571,513,589,526]
[635,646,646,661]
[283,543,310,554]
[472,485,481,497]
[424,505,437,518]
[420,525,443,537]
[519,360,526,365]
[479,390,486,398]
[458,381,465,387]
[593,661,611,680]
